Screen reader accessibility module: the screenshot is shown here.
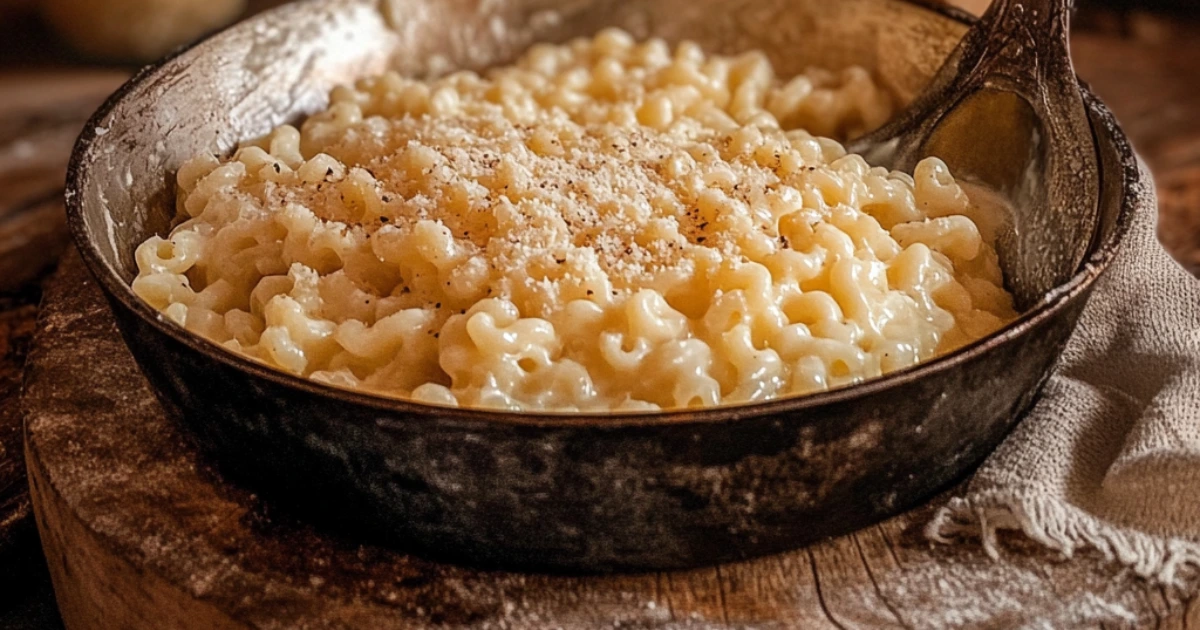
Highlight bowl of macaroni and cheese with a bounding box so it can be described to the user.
[66,0,1138,571]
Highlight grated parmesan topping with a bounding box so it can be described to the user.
[131,29,1016,411]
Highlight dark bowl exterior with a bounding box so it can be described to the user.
[66,0,1140,572]
[108,281,1087,571]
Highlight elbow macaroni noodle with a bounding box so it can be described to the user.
[132,29,1018,412]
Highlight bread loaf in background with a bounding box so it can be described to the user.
[40,0,247,62]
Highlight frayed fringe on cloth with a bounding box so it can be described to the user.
[926,491,1200,586]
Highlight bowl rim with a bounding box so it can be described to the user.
[64,0,1138,428]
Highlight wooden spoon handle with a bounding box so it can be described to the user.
[849,0,1100,306]
[850,0,1086,167]
[958,0,1078,91]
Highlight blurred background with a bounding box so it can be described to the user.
[0,0,1195,64]
[0,0,1197,628]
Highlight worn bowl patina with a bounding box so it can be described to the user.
[65,0,1138,572]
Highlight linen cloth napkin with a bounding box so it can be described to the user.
[928,162,1200,586]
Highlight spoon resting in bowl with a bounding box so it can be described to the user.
[848,0,1099,307]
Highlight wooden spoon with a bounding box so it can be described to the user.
[848,0,1100,307]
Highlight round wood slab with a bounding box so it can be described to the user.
[24,252,1200,629]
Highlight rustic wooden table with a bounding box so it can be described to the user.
[1,2,1198,628]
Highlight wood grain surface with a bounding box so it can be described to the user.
[0,44,128,628]
[0,295,38,550]
[0,67,125,563]
[1072,16,1200,275]
[4,2,1200,628]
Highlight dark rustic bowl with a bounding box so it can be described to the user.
[65,0,1139,572]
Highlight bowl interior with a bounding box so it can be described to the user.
[66,0,1128,423]
[73,0,972,285]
